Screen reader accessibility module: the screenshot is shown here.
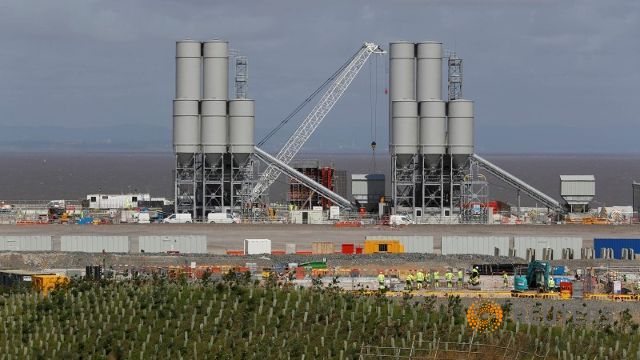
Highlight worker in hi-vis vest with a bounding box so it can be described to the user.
[445,270,454,288]
[377,271,385,290]
[416,270,425,290]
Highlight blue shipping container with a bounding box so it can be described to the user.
[593,238,640,259]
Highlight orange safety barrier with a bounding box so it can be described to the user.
[271,250,285,255]
[334,221,362,228]
[226,250,244,256]
[295,267,306,280]
[295,251,313,255]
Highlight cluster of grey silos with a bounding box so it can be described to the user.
[389,41,474,169]
[173,40,254,167]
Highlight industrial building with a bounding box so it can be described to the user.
[351,174,385,212]
[387,41,562,223]
[560,175,595,213]
[170,38,567,223]
[173,40,256,220]
[288,160,340,209]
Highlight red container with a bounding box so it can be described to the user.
[355,247,363,254]
[342,243,355,254]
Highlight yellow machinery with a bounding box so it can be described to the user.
[32,275,69,294]
[364,240,404,254]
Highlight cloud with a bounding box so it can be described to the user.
[0,0,638,153]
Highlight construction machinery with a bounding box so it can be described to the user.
[513,260,553,292]
[251,42,385,208]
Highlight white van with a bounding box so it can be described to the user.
[207,212,239,224]
[137,213,151,224]
[389,214,412,226]
[163,213,192,224]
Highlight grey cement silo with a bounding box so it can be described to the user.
[228,99,255,165]
[173,99,200,164]
[419,99,446,168]
[175,40,202,100]
[391,100,419,166]
[201,100,227,164]
[447,99,474,167]
[203,40,228,100]
[416,41,442,101]
[389,42,416,149]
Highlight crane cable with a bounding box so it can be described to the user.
[257,47,362,147]
[369,56,379,172]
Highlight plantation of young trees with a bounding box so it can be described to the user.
[0,274,637,359]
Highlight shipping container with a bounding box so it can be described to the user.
[441,236,509,256]
[60,236,129,253]
[139,235,207,254]
[513,236,583,260]
[0,270,54,288]
[0,235,52,251]
[290,210,323,224]
[365,235,434,253]
[285,243,296,254]
[594,238,640,259]
[312,242,334,254]
[341,243,355,254]
[363,240,404,254]
[244,239,271,255]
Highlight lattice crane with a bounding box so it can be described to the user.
[250,42,385,202]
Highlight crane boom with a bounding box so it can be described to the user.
[251,42,384,201]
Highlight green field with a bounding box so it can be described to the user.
[0,275,637,359]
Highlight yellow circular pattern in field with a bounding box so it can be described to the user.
[466,301,503,332]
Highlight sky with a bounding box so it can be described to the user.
[0,0,638,153]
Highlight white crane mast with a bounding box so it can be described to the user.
[251,42,384,201]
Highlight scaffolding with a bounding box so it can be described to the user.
[448,52,463,101]
[460,160,489,224]
[287,160,336,209]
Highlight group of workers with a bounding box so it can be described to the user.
[377,267,483,291]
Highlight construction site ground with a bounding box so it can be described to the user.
[2,223,640,253]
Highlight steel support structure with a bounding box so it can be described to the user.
[460,160,489,223]
[235,56,248,99]
[391,154,418,214]
[202,154,225,216]
[472,154,562,211]
[420,155,445,221]
[448,53,463,101]
[174,153,199,216]
[253,146,352,209]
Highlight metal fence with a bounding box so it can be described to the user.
[0,236,52,251]
[138,235,207,254]
[441,236,510,256]
[359,340,548,359]
[60,236,129,253]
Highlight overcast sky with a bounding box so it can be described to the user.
[0,0,638,153]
